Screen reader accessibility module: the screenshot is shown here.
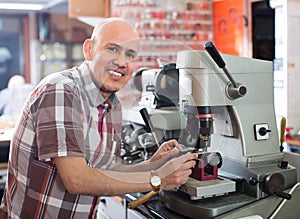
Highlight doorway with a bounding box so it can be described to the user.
[252,0,275,61]
[0,33,21,91]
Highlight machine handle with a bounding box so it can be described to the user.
[275,191,292,200]
[204,41,226,69]
[128,191,159,209]
[204,41,247,99]
[139,108,161,148]
[204,41,237,88]
[139,108,153,133]
[280,117,286,152]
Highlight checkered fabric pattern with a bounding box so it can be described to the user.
[1,62,122,218]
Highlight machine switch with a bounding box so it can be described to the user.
[254,124,271,140]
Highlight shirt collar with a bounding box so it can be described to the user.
[78,62,119,108]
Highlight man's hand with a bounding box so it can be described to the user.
[149,139,182,162]
[157,152,197,190]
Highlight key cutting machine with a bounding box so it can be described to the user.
[120,42,300,219]
[158,42,300,218]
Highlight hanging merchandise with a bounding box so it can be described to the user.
[111,0,213,69]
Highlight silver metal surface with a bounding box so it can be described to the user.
[283,151,300,181]
[160,190,256,218]
[178,177,236,200]
[160,185,300,219]
[122,50,300,218]
[177,50,279,160]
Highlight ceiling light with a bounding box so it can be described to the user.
[0,3,44,11]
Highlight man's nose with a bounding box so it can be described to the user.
[113,54,130,67]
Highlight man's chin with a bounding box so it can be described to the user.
[100,86,119,94]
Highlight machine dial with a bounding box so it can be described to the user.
[261,173,291,200]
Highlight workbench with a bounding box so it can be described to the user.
[285,139,300,153]
[98,185,300,219]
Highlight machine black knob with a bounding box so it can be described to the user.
[279,160,288,169]
[204,41,226,68]
[249,177,259,186]
[258,127,271,136]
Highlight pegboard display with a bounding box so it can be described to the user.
[111,0,213,69]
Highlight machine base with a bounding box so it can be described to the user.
[160,190,256,218]
[160,184,300,219]
[178,177,236,200]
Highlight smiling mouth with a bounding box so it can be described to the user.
[109,70,123,77]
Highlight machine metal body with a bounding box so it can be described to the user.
[121,47,299,218]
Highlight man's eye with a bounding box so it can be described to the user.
[108,46,118,52]
[127,52,137,59]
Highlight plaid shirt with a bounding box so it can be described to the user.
[1,62,122,219]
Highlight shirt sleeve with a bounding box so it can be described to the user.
[34,83,85,161]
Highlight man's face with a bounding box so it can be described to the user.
[85,22,140,98]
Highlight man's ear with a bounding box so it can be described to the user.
[83,39,92,61]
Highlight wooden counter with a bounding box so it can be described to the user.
[0,163,8,169]
[0,122,14,129]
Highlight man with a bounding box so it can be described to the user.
[1,18,196,218]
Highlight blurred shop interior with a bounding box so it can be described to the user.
[1,0,299,128]
[0,0,300,198]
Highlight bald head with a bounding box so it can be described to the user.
[91,18,139,47]
[82,18,140,98]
